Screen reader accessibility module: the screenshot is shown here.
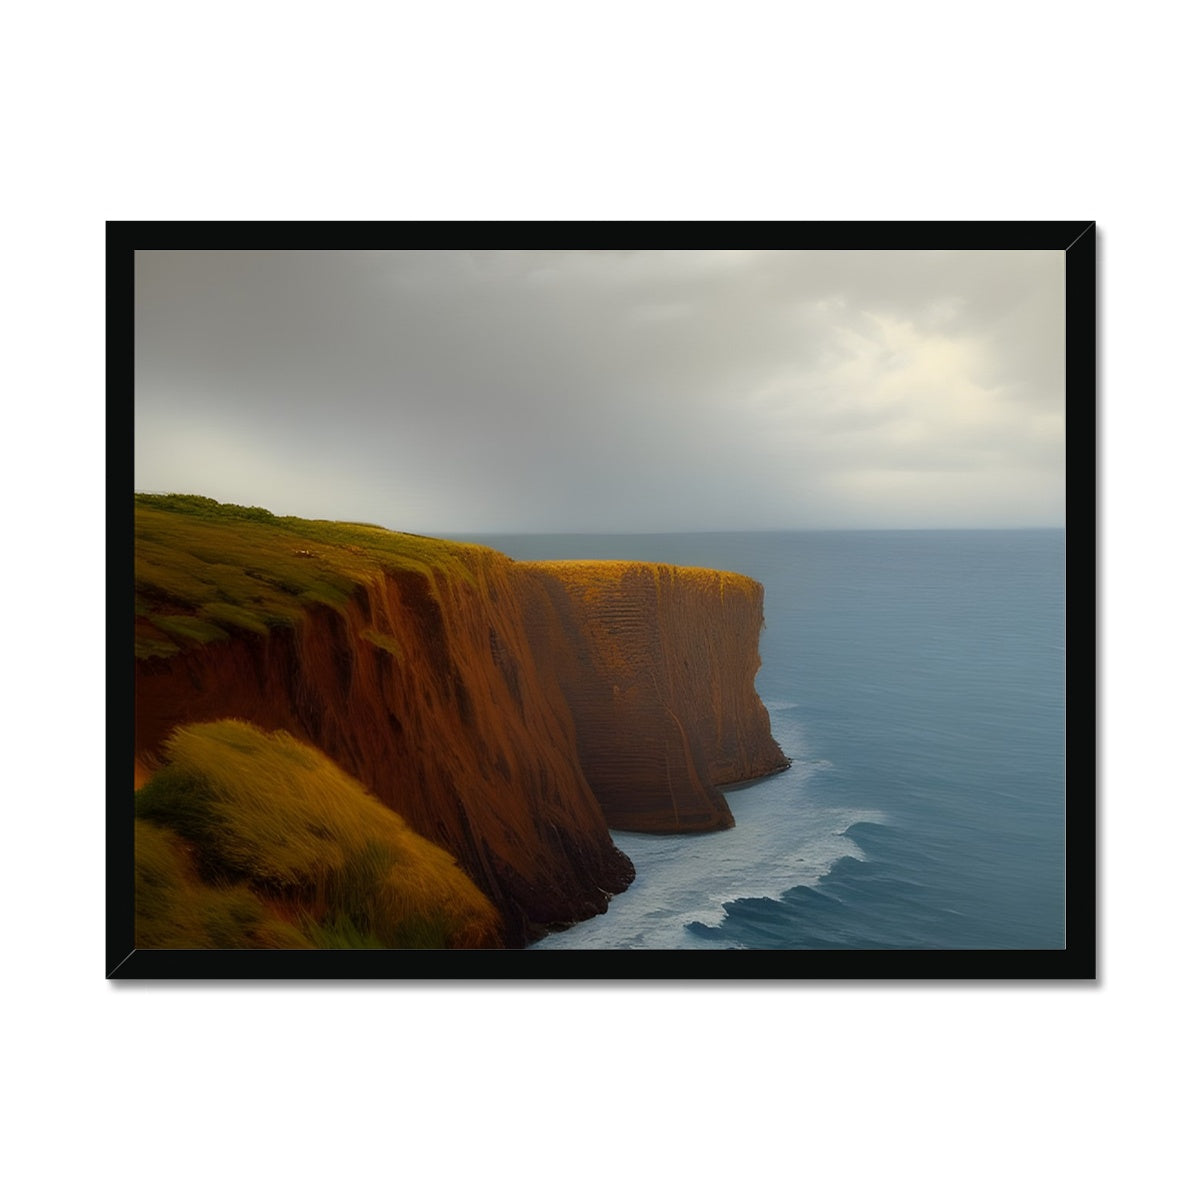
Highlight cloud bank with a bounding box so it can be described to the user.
[135,248,1064,532]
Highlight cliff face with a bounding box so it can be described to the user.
[134,498,787,945]
[523,562,789,832]
[137,556,632,946]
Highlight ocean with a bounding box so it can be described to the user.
[475,530,1065,950]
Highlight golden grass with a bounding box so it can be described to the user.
[134,719,503,949]
[134,819,313,949]
[135,493,497,658]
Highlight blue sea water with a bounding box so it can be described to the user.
[477,530,1065,950]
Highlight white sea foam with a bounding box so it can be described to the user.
[532,734,884,949]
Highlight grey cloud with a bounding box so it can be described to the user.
[135,248,1065,531]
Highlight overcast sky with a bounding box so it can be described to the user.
[134,248,1064,533]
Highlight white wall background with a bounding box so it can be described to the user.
[3,3,1188,1197]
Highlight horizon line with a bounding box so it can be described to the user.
[433,525,1067,538]
[131,494,1064,538]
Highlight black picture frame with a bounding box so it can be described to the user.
[110,221,1096,981]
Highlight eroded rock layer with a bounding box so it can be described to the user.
[523,562,790,832]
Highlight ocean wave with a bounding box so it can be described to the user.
[533,770,886,949]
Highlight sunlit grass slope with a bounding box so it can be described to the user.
[134,493,492,659]
[134,720,503,949]
[134,819,314,948]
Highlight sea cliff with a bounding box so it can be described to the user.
[133,495,787,946]
[525,561,789,832]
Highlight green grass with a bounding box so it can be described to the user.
[359,627,406,659]
[149,613,230,647]
[134,820,312,949]
[198,601,271,638]
[134,493,495,658]
[300,914,388,949]
[135,634,181,659]
[134,719,503,949]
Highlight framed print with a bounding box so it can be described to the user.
[110,222,1095,980]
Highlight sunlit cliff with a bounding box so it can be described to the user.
[525,561,789,832]
[133,495,788,947]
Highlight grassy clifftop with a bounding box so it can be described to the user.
[135,493,493,659]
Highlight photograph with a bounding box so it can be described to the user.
[113,224,1094,978]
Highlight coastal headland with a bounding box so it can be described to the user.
[133,494,788,948]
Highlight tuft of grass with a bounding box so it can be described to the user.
[359,628,405,659]
[148,613,231,647]
[300,914,388,949]
[200,601,271,637]
[135,634,180,659]
[134,820,313,949]
[134,719,503,948]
